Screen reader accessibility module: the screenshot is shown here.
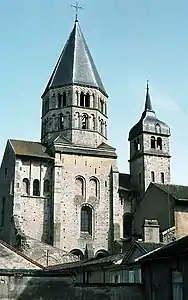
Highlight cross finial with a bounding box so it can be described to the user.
[70,1,84,22]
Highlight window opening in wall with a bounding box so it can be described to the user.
[100,120,103,135]
[114,275,120,284]
[89,178,98,197]
[123,213,133,238]
[81,114,88,129]
[100,100,104,113]
[1,197,5,227]
[75,177,84,196]
[63,92,66,107]
[81,206,92,235]
[22,178,30,195]
[80,92,85,107]
[151,171,155,182]
[33,179,40,196]
[151,136,156,149]
[155,123,161,134]
[91,114,95,130]
[161,172,165,184]
[105,103,107,115]
[85,93,90,107]
[59,113,64,129]
[75,112,79,128]
[171,270,183,300]
[44,179,50,193]
[70,249,84,260]
[57,94,61,108]
[157,137,162,150]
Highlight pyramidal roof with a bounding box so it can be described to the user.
[44,20,107,96]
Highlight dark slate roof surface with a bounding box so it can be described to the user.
[119,173,131,192]
[9,139,53,159]
[44,21,107,96]
[138,235,188,262]
[137,241,164,253]
[48,253,125,270]
[154,183,188,200]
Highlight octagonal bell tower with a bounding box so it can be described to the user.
[128,82,171,196]
[41,20,108,149]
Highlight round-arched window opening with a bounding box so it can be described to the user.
[70,249,84,260]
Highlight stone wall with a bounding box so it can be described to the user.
[13,157,53,244]
[42,85,108,148]
[53,151,120,256]
[174,205,188,238]
[0,272,143,300]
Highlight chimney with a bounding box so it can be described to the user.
[143,219,160,243]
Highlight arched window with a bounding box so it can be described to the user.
[44,179,50,193]
[75,177,84,196]
[76,91,79,106]
[57,94,61,108]
[33,179,40,196]
[70,249,84,260]
[105,122,107,137]
[22,178,30,195]
[95,250,109,259]
[91,114,95,130]
[105,103,107,115]
[82,113,88,129]
[157,137,162,150]
[59,113,64,129]
[151,136,156,149]
[66,112,71,129]
[85,93,90,107]
[80,92,85,107]
[81,206,92,235]
[89,177,99,197]
[100,100,104,113]
[100,119,103,134]
[161,172,165,183]
[63,92,66,107]
[151,171,155,182]
[155,123,161,134]
[123,213,133,237]
[75,112,80,128]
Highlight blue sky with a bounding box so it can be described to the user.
[0,0,187,184]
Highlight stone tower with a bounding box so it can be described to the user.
[41,20,108,148]
[41,20,121,258]
[128,83,171,196]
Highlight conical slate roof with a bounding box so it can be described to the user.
[44,20,107,96]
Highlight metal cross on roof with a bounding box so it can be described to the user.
[70,1,84,21]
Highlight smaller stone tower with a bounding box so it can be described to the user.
[128,82,171,196]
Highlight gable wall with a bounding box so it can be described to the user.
[135,185,174,236]
[12,157,53,244]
